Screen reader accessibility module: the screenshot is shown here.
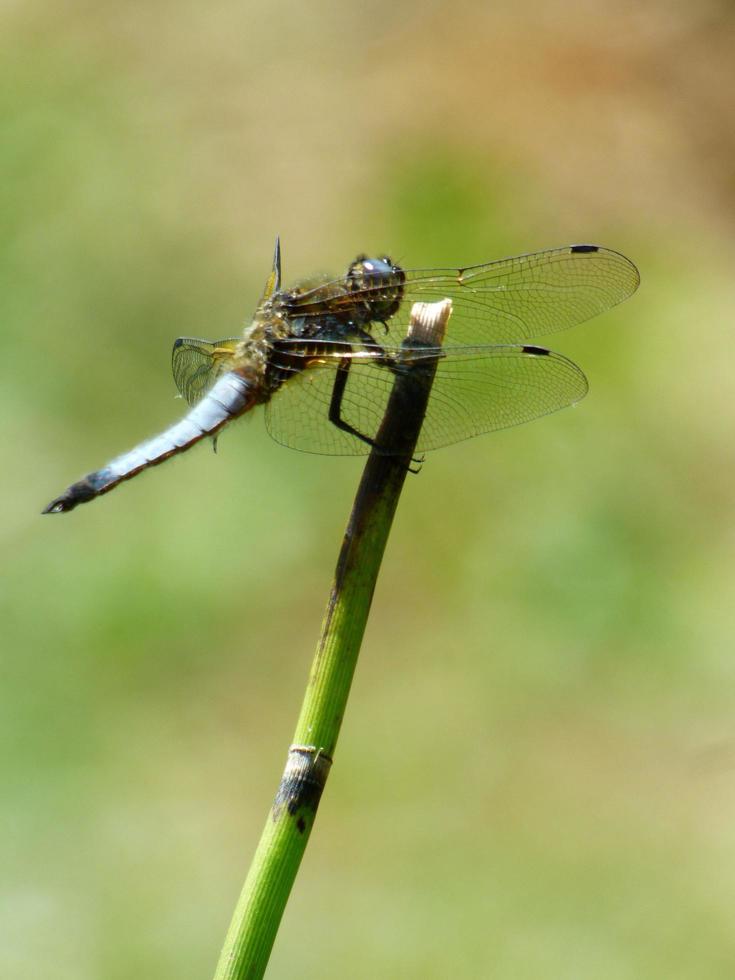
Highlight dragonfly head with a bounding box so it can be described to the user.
[347,254,405,323]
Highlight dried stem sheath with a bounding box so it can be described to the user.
[213,299,451,980]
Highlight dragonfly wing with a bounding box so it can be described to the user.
[394,245,640,346]
[264,343,587,456]
[171,337,240,404]
[412,345,587,451]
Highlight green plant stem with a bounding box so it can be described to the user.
[213,300,451,980]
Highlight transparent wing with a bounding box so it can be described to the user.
[171,337,240,404]
[398,245,639,345]
[282,245,639,347]
[264,343,587,456]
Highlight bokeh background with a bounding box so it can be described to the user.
[3,2,734,977]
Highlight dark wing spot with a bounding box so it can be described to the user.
[570,244,599,254]
[521,345,551,355]
[296,816,306,834]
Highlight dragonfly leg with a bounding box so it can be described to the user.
[328,357,377,448]
[328,356,424,469]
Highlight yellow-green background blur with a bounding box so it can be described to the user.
[3,2,734,977]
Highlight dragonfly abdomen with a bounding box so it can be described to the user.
[43,372,256,514]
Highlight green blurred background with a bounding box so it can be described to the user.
[2,2,734,977]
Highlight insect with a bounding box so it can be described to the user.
[43,239,639,513]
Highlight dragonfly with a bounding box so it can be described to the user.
[43,239,639,513]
